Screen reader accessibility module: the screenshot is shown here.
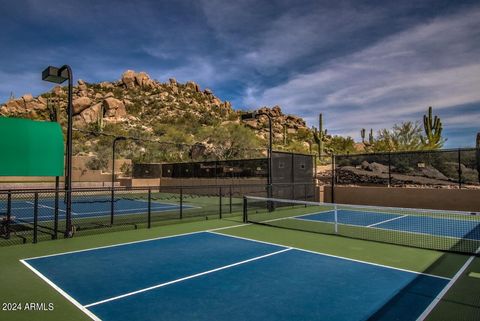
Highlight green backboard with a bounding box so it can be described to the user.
[0,117,64,176]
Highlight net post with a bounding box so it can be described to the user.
[219,186,223,219]
[334,204,338,234]
[5,191,11,239]
[147,188,151,228]
[33,192,38,244]
[179,187,183,219]
[243,196,248,223]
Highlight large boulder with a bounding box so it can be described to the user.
[103,97,126,118]
[186,81,200,92]
[121,70,136,89]
[79,103,103,125]
[135,72,153,88]
[368,162,389,174]
[22,94,34,103]
[72,97,92,115]
[420,166,449,181]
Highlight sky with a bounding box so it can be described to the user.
[1,0,479,147]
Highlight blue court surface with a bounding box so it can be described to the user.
[1,198,191,222]
[295,209,480,241]
[22,231,450,321]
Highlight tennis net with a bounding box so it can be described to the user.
[243,196,480,254]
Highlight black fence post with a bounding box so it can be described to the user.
[6,191,11,239]
[33,192,38,244]
[388,152,392,187]
[54,183,59,239]
[219,186,223,219]
[229,185,232,214]
[110,187,115,226]
[331,155,336,203]
[147,188,151,228]
[243,196,247,223]
[458,149,462,189]
[179,188,183,219]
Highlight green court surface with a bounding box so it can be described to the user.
[1,217,479,321]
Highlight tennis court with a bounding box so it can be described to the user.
[1,197,192,222]
[244,196,480,254]
[295,209,480,241]
[22,231,450,321]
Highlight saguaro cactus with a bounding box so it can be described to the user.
[422,106,444,149]
[313,113,327,156]
[47,97,60,122]
[96,104,104,132]
[361,128,374,151]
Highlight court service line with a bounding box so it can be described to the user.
[208,231,451,281]
[84,248,292,308]
[20,259,102,321]
[367,214,409,227]
[415,246,480,321]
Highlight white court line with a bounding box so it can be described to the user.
[277,215,480,243]
[208,231,451,281]
[367,214,409,227]
[0,206,33,211]
[26,201,74,215]
[84,248,292,308]
[415,247,480,321]
[20,259,102,321]
[23,223,248,261]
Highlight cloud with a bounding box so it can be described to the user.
[244,6,480,145]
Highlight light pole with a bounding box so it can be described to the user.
[42,65,74,237]
[111,136,127,225]
[241,112,273,210]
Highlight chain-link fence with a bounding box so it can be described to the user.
[0,182,318,247]
[333,148,480,188]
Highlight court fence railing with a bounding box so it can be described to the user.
[331,148,480,189]
[0,182,317,247]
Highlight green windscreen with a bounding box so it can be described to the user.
[0,117,64,176]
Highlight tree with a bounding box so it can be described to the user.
[373,122,423,152]
[197,123,262,159]
[325,136,356,154]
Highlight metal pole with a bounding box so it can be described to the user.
[111,138,117,225]
[243,196,248,223]
[147,188,151,228]
[179,188,183,219]
[33,192,38,243]
[219,186,223,219]
[267,114,273,212]
[6,191,11,239]
[54,179,59,239]
[388,152,392,187]
[331,155,336,203]
[229,185,232,214]
[60,65,73,238]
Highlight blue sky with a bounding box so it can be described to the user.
[1,0,479,147]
